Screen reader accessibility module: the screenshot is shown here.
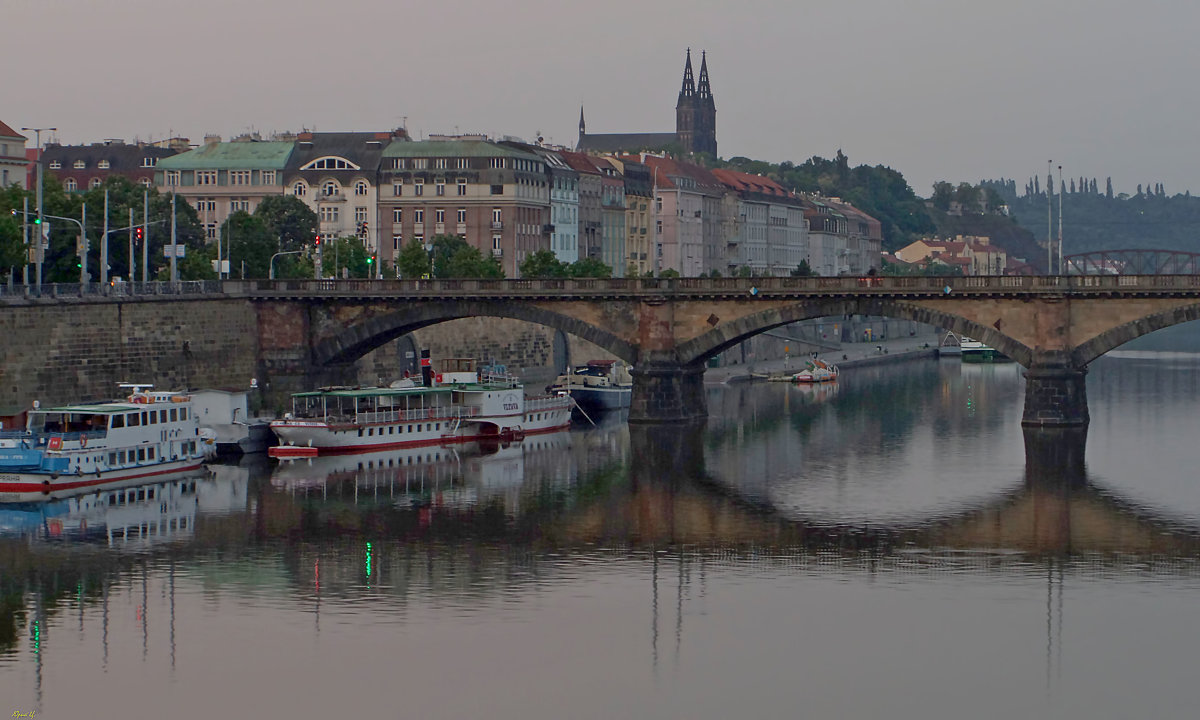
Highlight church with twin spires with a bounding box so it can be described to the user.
[576,49,717,157]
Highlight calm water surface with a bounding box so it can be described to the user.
[2,353,1199,719]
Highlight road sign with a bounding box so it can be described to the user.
[163,244,186,258]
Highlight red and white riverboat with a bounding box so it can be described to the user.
[269,359,573,458]
[0,384,215,502]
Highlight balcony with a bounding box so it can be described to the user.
[491,247,503,257]
[491,221,503,230]
[456,223,467,234]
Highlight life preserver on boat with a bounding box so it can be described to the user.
[48,437,63,451]
[79,434,88,448]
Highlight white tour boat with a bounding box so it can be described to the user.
[547,359,633,413]
[269,358,573,458]
[0,384,216,503]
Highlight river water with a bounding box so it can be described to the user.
[2,353,1199,719]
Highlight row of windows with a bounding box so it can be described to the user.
[110,407,188,429]
[390,157,543,171]
[392,208,494,224]
[294,179,370,197]
[164,170,277,186]
[50,158,159,170]
[65,177,152,191]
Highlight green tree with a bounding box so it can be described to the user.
[396,238,431,278]
[520,249,568,278]
[658,268,680,278]
[223,211,274,278]
[446,244,504,278]
[0,214,24,282]
[567,257,612,278]
[254,195,318,251]
[791,260,815,277]
[735,265,754,278]
[322,235,372,278]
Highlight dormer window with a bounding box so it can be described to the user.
[322,181,340,197]
[300,156,361,171]
[98,160,110,169]
[74,160,86,169]
[141,157,156,168]
[49,161,61,169]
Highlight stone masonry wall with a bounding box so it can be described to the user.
[0,299,258,414]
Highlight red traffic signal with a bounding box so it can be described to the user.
[135,227,143,241]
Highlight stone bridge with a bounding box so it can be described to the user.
[4,274,1200,425]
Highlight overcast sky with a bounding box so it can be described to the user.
[10,0,1198,197]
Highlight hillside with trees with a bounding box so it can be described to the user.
[982,177,1200,256]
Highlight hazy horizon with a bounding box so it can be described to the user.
[9,0,1197,198]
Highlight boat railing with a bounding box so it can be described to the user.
[33,430,108,445]
[354,406,482,425]
[526,395,572,412]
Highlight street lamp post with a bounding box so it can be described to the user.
[269,250,302,280]
[21,127,56,290]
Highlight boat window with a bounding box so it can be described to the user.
[160,410,168,423]
[138,489,146,501]
[170,408,178,422]
[128,413,140,427]
[111,415,125,429]
[148,488,154,499]
[148,447,155,459]
[358,429,364,437]
[148,412,156,424]
[108,452,116,465]
[138,449,146,461]
[407,425,412,433]
[141,411,148,425]
[109,494,117,506]
[180,408,188,421]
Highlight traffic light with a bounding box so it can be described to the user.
[135,227,143,242]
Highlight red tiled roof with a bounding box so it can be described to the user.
[711,168,791,197]
[0,120,25,140]
[556,150,603,175]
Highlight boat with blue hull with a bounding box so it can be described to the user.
[0,384,215,503]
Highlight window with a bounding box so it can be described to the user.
[393,181,403,196]
[261,170,276,185]
[394,158,406,169]
[355,206,368,223]
[490,184,503,195]
[90,178,102,189]
[435,209,445,223]
[98,160,110,169]
[414,209,424,224]
[74,160,86,169]
[413,159,427,170]
[435,180,445,196]
[489,157,505,169]
[393,233,402,250]
[492,208,502,223]
[319,206,339,223]
[414,234,423,247]
[457,178,467,195]
[457,158,470,169]
[322,180,340,196]
[170,408,178,421]
[231,199,250,213]
[300,156,360,171]
[196,170,217,185]
[65,178,78,191]
[181,408,187,420]
[435,158,447,169]
[414,178,424,196]
[49,160,61,169]
[141,157,156,168]
[196,199,216,214]
[229,170,251,185]
[457,208,466,223]
[166,170,180,186]
[492,234,502,249]
[393,208,403,223]
[205,223,217,239]
[128,413,140,427]
[111,415,125,429]
[354,180,368,196]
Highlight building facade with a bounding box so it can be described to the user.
[711,169,809,276]
[155,136,293,242]
[43,139,184,193]
[0,121,26,190]
[284,130,403,252]
[378,138,550,277]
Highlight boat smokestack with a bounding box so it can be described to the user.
[420,349,433,387]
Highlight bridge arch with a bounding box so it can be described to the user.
[1072,300,1200,366]
[311,299,638,367]
[675,298,1035,367]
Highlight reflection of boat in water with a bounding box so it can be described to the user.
[270,358,572,458]
[938,331,963,357]
[547,360,632,413]
[0,384,215,502]
[960,337,1012,363]
[791,359,839,383]
[791,381,841,403]
[270,430,574,509]
[0,468,217,546]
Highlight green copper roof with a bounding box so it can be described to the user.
[156,141,294,170]
[381,140,539,161]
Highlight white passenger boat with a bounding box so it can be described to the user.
[269,358,573,458]
[960,337,1012,363]
[0,384,215,503]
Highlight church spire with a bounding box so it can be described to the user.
[697,50,713,101]
[579,105,586,136]
[679,48,695,99]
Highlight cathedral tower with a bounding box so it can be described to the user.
[675,49,717,156]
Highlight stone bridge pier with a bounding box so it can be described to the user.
[1021,352,1089,427]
